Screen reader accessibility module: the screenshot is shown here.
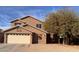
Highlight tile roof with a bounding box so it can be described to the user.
[4,24,48,33]
[11,16,44,23]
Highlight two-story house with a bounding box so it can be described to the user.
[4,16,47,44]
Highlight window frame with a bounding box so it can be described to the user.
[36,24,42,28]
[15,23,22,26]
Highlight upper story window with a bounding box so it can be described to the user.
[36,24,42,28]
[15,23,21,26]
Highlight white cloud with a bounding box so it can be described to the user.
[0,26,10,30]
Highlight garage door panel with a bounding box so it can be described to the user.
[7,34,31,44]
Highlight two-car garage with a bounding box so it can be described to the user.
[4,25,47,44]
[6,33,31,44]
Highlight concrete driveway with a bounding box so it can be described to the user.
[0,44,79,52]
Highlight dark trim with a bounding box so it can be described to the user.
[6,33,31,35]
[11,16,44,23]
[21,27,33,33]
[4,26,33,33]
[20,16,30,20]
[4,26,19,32]
[4,23,47,33]
[23,24,48,33]
[11,19,19,23]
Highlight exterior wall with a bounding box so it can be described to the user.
[4,28,32,33]
[23,26,46,44]
[4,28,32,44]
[4,25,46,44]
[11,17,44,29]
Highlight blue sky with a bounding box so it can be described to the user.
[0,6,79,30]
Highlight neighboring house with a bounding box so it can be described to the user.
[4,16,47,44]
[0,29,4,43]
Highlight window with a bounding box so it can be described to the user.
[36,24,42,28]
[15,23,21,26]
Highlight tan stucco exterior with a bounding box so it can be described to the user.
[23,25,46,44]
[4,27,32,44]
[4,16,47,44]
[11,16,44,29]
[4,25,46,44]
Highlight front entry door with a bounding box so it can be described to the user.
[32,33,38,44]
